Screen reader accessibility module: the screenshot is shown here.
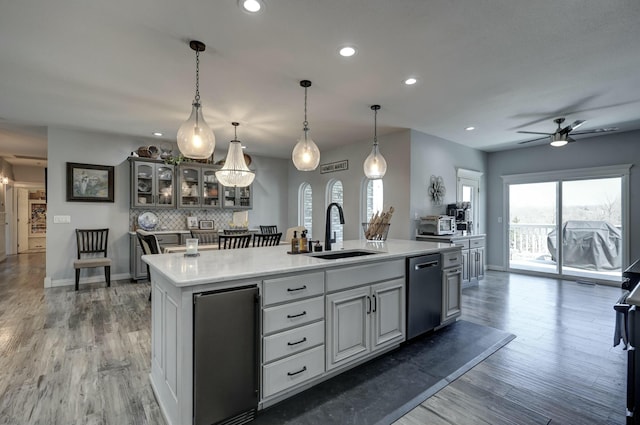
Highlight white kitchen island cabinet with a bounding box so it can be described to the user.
[143,239,459,425]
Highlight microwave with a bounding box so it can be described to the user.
[420,215,456,235]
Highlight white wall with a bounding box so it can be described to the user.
[485,130,640,270]
[287,130,411,241]
[45,126,290,287]
[409,130,487,237]
[13,165,45,184]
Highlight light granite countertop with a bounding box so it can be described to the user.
[143,239,459,288]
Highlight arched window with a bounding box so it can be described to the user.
[362,179,384,223]
[298,182,313,238]
[326,180,344,243]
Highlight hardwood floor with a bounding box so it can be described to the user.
[0,253,628,424]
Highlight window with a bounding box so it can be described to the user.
[362,178,383,225]
[457,168,482,234]
[298,182,313,238]
[326,180,344,243]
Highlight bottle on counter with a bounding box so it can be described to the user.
[300,230,308,253]
[291,231,300,253]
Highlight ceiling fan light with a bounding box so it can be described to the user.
[550,133,568,147]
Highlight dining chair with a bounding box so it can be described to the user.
[190,229,219,244]
[259,225,278,234]
[253,232,282,247]
[223,228,249,235]
[136,229,162,301]
[74,228,111,291]
[218,233,252,249]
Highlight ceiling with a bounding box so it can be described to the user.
[1,0,640,167]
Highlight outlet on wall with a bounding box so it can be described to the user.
[53,215,71,224]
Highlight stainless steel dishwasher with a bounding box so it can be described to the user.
[406,253,442,340]
[193,285,259,425]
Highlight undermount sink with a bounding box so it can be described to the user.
[308,249,378,260]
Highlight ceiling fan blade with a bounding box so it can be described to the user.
[567,136,576,143]
[561,120,586,134]
[518,136,549,145]
[517,131,553,135]
[571,127,618,136]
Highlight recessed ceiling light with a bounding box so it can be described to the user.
[152,132,163,137]
[339,46,357,57]
[465,126,475,131]
[404,78,417,85]
[240,0,263,13]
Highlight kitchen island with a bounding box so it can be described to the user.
[144,239,460,425]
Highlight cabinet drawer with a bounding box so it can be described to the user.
[441,249,462,268]
[469,237,485,249]
[263,321,325,363]
[156,234,179,245]
[262,345,324,398]
[263,296,324,334]
[326,259,404,293]
[263,272,325,306]
[452,239,470,249]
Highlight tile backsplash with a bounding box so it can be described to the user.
[130,209,234,231]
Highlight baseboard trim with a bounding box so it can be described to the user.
[487,264,506,271]
[48,273,131,288]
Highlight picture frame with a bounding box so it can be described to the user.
[186,216,198,229]
[199,220,214,230]
[66,162,114,202]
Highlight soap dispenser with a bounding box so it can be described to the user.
[300,230,308,253]
[291,231,300,253]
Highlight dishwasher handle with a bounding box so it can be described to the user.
[414,260,439,270]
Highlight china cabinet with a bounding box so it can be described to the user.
[178,164,221,208]
[130,159,175,208]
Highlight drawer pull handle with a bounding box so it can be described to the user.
[449,257,458,262]
[287,311,307,319]
[287,285,307,292]
[287,366,307,377]
[415,261,438,270]
[287,337,307,346]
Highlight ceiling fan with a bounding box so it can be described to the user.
[517,118,618,147]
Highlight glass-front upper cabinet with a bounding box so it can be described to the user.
[202,166,221,208]
[131,160,175,208]
[221,185,252,209]
[178,165,201,208]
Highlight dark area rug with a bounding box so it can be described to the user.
[253,320,515,425]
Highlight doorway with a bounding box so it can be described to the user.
[504,165,629,283]
[17,187,46,253]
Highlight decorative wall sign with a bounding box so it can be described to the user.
[66,162,114,202]
[320,160,349,174]
[428,175,446,205]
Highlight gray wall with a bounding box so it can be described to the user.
[409,130,487,237]
[45,126,290,287]
[13,165,45,184]
[486,130,640,270]
[287,130,411,241]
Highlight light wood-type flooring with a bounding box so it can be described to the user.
[0,253,628,424]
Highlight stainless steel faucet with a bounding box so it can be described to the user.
[325,202,345,251]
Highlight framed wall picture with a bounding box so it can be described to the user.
[66,162,114,202]
[199,220,214,230]
[186,216,198,229]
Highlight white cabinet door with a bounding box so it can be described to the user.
[326,286,370,370]
[461,249,470,284]
[442,267,462,322]
[371,278,405,350]
[475,246,485,280]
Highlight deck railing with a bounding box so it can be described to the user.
[509,223,555,260]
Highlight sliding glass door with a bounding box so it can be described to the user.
[505,165,629,283]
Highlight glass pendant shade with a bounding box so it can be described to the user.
[363,144,387,179]
[215,123,255,188]
[177,102,216,159]
[364,104,386,179]
[292,129,320,171]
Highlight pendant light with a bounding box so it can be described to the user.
[215,122,255,187]
[292,80,320,171]
[363,105,387,179]
[176,40,216,159]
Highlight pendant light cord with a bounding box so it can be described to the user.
[303,86,309,136]
[373,107,378,147]
[194,49,201,103]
